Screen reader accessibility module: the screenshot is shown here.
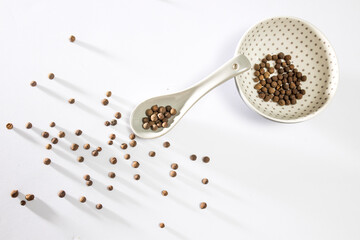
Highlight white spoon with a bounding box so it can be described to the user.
[130,54,251,139]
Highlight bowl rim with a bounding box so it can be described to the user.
[234,16,339,123]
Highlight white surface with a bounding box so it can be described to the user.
[0,0,359,240]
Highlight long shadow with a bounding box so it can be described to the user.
[208,207,241,226]
[13,128,39,144]
[76,40,119,61]
[81,133,105,149]
[37,85,66,103]
[51,162,79,183]
[75,101,104,119]
[54,77,88,95]
[167,227,188,240]
[27,197,58,221]
[167,194,195,212]
[52,147,76,163]
[65,195,99,218]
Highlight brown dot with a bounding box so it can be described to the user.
[20,200,26,206]
[149,151,156,157]
[69,35,76,42]
[58,131,65,138]
[92,150,98,156]
[86,180,93,186]
[70,143,79,151]
[77,156,84,162]
[75,129,82,136]
[110,119,117,126]
[159,223,165,228]
[124,154,130,160]
[114,112,121,119]
[190,154,197,161]
[25,194,35,201]
[83,143,90,150]
[119,143,128,150]
[129,140,137,147]
[96,204,103,210]
[108,172,116,178]
[171,163,178,170]
[170,108,177,115]
[134,174,140,180]
[49,122,56,127]
[51,137,58,144]
[25,122,32,129]
[161,190,168,196]
[109,157,117,164]
[58,190,66,198]
[6,123,13,130]
[79,196,86,203]
[43,158,51,165]
[129,133,135,140]
[107,185,113,191]
[10,190,18,198]
[48,73,55,80]
[68,98,75,104]
[169,170,177,177]
[202,178,209,184]
[45,144,52,150]
[42,132,49,138]
[202,156,210,163]
[102,99,109,106]
[106,91,112,97]
[30,81,37,87]
[96,147,102,152]
[132,161,139,168]
[108,140,113,145]
[109,133,116,140]
[104,121,110,126]
[83,174,90,181]
[200,202,207,209]
[163,141,170,148]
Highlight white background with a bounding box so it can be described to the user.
[1,0,360,239]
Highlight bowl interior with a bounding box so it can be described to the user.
[235,17,339,122]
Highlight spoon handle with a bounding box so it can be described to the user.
[189,54,251,101]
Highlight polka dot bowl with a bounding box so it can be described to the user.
[234,17,339,123]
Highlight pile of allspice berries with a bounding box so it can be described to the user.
[142,105,177,131]
[253,52,307,106]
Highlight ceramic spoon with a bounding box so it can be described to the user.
[130,54,251,139]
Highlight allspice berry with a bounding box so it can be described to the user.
[10,190,19,198]
[108,172,116,178]
[170,108,177,115]
[190,154,197,161]
[163,141,170,148]
[42,132,49,138]
[75,129,82,136]
[48,73,55,80]
[134,174,140,180]
[68,98,75,104]
[49,122,56,127]
[69,35,76,42]
[109,133,116,140]
[114,112,121,119]
[83,143,90,150]
[109,157,117,164]
[6,123,13,130]
[106,91,112,97]
[129,133,135,140]
[79,196,86,203]
[92,150,98,156]
[30,81,37,87]
[129,140,137,147]
[169,170,177,177]
[110,119,117,126]
[149,151,155,157]
[77,156,84,162]
[161,190,168,196]
[20,200,26,206]
[70,143,79,151]
[96,204,103,210]
[202,178,209,184]
[159,223,165,228]
[202,156,210,163]
[120,143,127,150]
[107,185,113,191]
[108,140,113,145]
[124,154,130,160]
[25,122,32,129]
[200,202,207,209]
[171,163,178,170]
[86,180,93,186]
[96,147,102,152]
[25,194,35,201]
[45,144,52,150]
[83,174,90,181]
[131,161,139,168]
[102,99,109,106]
[58,190,66,198]
[58,131,65,138]
[51,137,58,144]
[104,121,110,126]
[43,158,51,165]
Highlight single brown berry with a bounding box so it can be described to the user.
[109,157,117,164]
[86,180,93,186]
[6,123,13,130]
[120,143,128,149]
[58,131,65,138]
[159,223,165,228]
[134,174,140,180]
[202,156,210,163]
[171,163,178,170]
[30,81,37,87]
[96,204,103,210]
[149,151,156,157]
[48,73,55,80]
[45,144,52,150]
[161,190,168,196]
[169,170,177,177]
[69,35,76,42]
[102,99,109,106]
[108,172,116,178]
[10,190,19,198]
[129,140,137,147]
[114,112,121,119]
[202,178,209,184]
[43,158,51,165]
[132,161,139,168]
[25,122,32,129]
[68,98,75,104]
[200,202,207,209]
[25,194,35,201]
[79,196,86,203]
[129,133,135,140]
[83,174,90,181]
[77,156,84,162]
[75,129,82,136]
[106,91,112,97]
[163,141,170,148]
[107,185,113,191]
[20,200,26,206]
[58,190,66,198]
[51,137,58,144]
[124,154,130,160]
[49,122,56,127]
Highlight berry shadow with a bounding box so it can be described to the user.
[65,195,99,218]
[75,40,119,61]
[26,197,58,222]
[13,128,40,144]
[54,77,88,95]
[166,227,188,240]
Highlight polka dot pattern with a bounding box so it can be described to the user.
[234,17,338,122]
